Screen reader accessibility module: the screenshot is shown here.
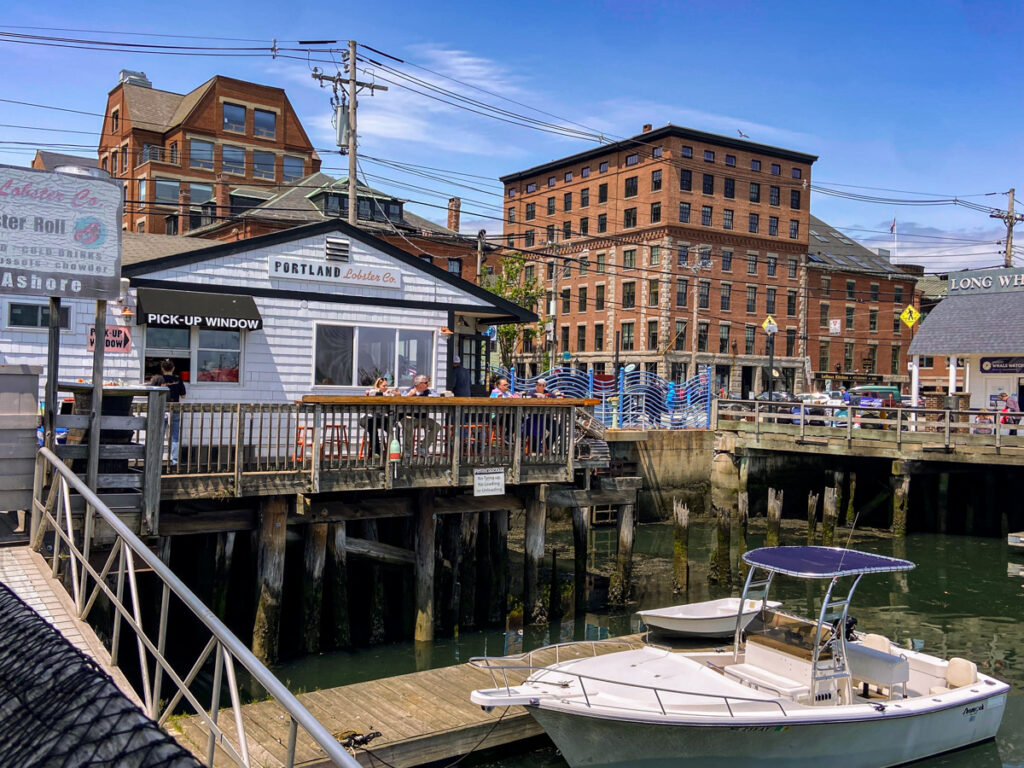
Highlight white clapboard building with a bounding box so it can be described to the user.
[0,219,534,402]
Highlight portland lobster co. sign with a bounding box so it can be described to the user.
[0,165,122,300]
[947,267,1024,296]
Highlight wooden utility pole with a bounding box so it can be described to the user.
[310,41,388,226]
[990,188,1023,268]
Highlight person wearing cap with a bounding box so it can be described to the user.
[998,391,1019,436]
[528,378,562,399]
[451,354,471,397]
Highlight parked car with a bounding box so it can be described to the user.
[847,386,901,429]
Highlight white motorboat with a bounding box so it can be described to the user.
[1009,531,1024,551]
[471,546,1009,768]
[637,597,783,637]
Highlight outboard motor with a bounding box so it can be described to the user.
[833,615,858,642]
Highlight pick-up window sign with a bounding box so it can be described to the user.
[87,325,132,353]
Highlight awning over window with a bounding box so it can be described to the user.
[136,287,263,331]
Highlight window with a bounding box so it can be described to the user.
[580,258,589,276]
[189,139,214,169]
[507,187,516,198]
[785,329,796,356]
[788,258,798,278]
[253,109,276,138]
[894,286,904,304]
[789,220,799,239]
[893,312,902,335]
[578,287,588,311]
[447,258,462,276]
[522,336,534,354]
[580,217,589,235]
[844,343,855,371]
[681,145,693,158]
[597,254,606,274]
[546,225,556,244]
[787,290,797,315]
[582,166,590,178]
[697,322,709,352]
[865,345,877,373]
[653,146,663,158]
[675,321,688,351]
[766,255,777,276]
[620,322,635,350]
[598,183,608,203]
[167,141,178,165]
[869,308,878,331]
[560,326,570,353]
[648,321,659,350]
[722,250,733,271]
[111,151,118,174]
[819,344,830,373]
[890,345,901,376]
[278,154,304,182]
[919,356,934,368]
[725,154,736,167]
[769,217,779,236]
[719,324,730,353]
[121,145,128,171]
[623,249,636,269]
[723,209,734,230]
[748,213,759,234]
[751,159,761,171]
[599,161,609,173]
[679,202,690,223]
[651,169,662,191]
[595,284,605,309]
[577,325,586,352]
[721,283,731,311]
[846,280,856,300]
[524,230,535,247]
[821,276,831,296]
[525,202,536,220]
[702,174,714,194]
[111,109,119,133]
[253,151,275,180]
[698,280,710,309]
[561,289,571,314]
[594,323,604,351]
[548,176,556,187]
[223,103,246,133]
[526,182,537,193]
[870,283,879,301]
[698,245,712,268]
[747,254,757,275]
[648,279,659,306]
[563,220,571,240]
[565,171,573,183]
[846,306,855,330]
[680,169,692,191]
[624,208,637,228]
[154,178,179,204]
[724,178,735,199]
[749,182,761,203]
[770,163,781,175]
[704,150,715,162]
[624,176,638,197]
[790,190,802,209]
[138,179,147,208]
[7,302,70,330]
[101,156,108,172]
[650,246,660,266]
[769,185,780,206]
[222,145,245,175]
[677,278,688,307]
[563,192,572,211]
[677,245,689,266]
[766,288,776,315]
[547,197,555,216]
[701,206,712,226]
[745,326,756,355]
[507,207,516,223]
[650,202,661,223]
[622,282,636,308]
[792,168,803,179]
[580,188,589,207]
[524,265,535,282]
[165,215,178,235]
[625,153,639,166]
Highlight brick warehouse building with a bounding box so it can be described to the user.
[98,70,321,235]
[500,124,818,395]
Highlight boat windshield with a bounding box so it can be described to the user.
[741,546,914,579]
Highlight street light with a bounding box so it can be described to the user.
[765,320,778,401]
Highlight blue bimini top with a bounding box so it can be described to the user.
[742,546,915,579]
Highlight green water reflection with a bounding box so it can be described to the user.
[274,531,1024,767]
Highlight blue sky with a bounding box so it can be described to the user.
[2,0,1021,271]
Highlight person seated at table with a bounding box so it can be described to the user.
[490,377,515,398]
[401,374,440,453]
[526,378,562,399]
[361,378,394,455]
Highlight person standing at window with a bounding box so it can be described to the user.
[451,355,471,397]
[149,359,185,466]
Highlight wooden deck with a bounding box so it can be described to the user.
[0,545,142,708]
[171,633,710,768]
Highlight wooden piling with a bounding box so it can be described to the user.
[891,474,910,536]
[845,472,857,527]
[822,487,838,547]
[326,521,350,648]
[936,473,949,534]
[301,523,327,654]
[438,513,463,636]
[363,519,386,644]
[806,491,819,545]
[608,503,636,605]
[548,548,562,622]
[715,504,731,585]
[488,510,509,624]
[737,492,749,580]
[766,488,783,547]
[414,491,436,643]
[672,498,689,595]
[458,512,478,630]
[252,495,287,665]
[524,486,547,626]
[212,532,235,620]
[571,505,589,616]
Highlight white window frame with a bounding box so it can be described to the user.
[311,321,437,390]
[143,326,246,387]
[4,299,73,333]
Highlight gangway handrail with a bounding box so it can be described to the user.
[31,446,360,768]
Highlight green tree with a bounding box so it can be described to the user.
[486,253,545,370]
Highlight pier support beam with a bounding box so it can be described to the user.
[212,532,235,620]
[806,492,819,545]
[523,485,547,626]
[438,513,463,636]
[766,488,783,547]
[845,472,857,527]
[326,521,350,648]
[608,502,635,605]
[252,495,287,665]
[414,491,436,644]
[488,510,509,624]
[301,522,328,655]
[571,505,589,617]
[891,463,910,537]
[936,473,949,533]
[737,492,750,581]
[822,487,838,547]
[672,499,689,595]
[364,520,386,644]
[458,512,478,630]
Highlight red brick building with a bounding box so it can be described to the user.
[97,70,320,235]
[500,124,817,395]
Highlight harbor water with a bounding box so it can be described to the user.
[274,527,1024,768]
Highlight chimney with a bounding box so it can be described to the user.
[119,69,152,88]
[447,197,461,232]
[642,123,652,133]
[177,184,191,235]
[215,173,230,220]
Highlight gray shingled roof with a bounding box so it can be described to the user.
[121,84,183,131]
[806,215,904,275]
[33,151,98,171]
[915,275,947,299]
[908,292,1024,355]
[121,231,216,266]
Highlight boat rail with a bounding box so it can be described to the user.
[30,446,360,768]
[470,647,790,719]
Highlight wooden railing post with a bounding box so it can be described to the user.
[511,405,523,485]
[143,389,167,535]
[233,404,244,497]
[311,405,323,494]
[450,403,462,485]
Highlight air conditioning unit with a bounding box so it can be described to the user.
[325,236,351,262]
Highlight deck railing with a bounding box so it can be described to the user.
[30,446,361,768]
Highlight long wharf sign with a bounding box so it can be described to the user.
[0,165,122,299]
[269,256,403,289]
[947,268,1024,295]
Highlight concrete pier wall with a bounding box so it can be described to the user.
[611,430,714,521]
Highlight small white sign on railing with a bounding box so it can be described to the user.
[473,467,505,497]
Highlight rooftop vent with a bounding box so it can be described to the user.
[325,236,351,262]
[642,123,653,133]
[119,70,152,88]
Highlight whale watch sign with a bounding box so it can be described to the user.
[0,164,122,300]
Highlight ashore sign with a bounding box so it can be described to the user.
[0,165,122,300]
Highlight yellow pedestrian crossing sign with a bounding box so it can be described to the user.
[900,305,920,328]
[762,315,778,332]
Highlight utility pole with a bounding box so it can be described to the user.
[990,188,1023,268]
[311,42,388,225]
[476,229,486,284]
[549,238,560,369]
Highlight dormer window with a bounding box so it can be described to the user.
[111,109,119,134]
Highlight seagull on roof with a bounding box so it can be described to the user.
[737,130,750,138]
